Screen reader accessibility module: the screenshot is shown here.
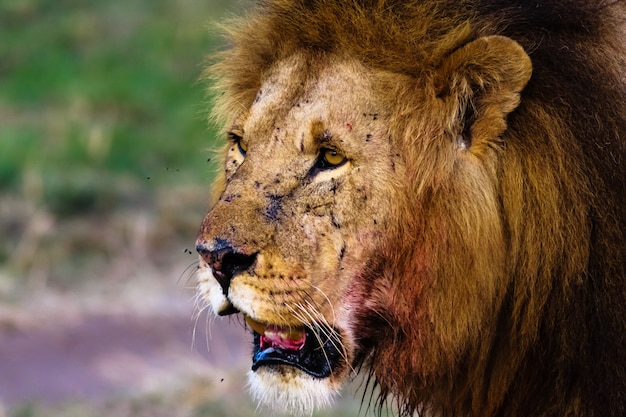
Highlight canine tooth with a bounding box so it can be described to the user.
[244,316,267,335]
[281,327,305,341]
[245,315,306,343]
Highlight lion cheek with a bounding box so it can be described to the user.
[227,281,290,324]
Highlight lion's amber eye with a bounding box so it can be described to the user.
[237,139,248,156]
[318,148,347,169]
[229,132,247,156]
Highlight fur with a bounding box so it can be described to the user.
[199,1,626,416]
[247,368,341,416]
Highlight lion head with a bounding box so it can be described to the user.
[195,1,626,416]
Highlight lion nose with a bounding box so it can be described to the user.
[196,238,257,296]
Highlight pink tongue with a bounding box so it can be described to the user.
[261,326,306,351]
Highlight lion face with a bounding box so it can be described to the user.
[197,34,532,413]
[197,54,403,411]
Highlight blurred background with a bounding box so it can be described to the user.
[0,1,387,416]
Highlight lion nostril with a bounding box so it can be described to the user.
[196,240,257,296]
[221,251,257,278]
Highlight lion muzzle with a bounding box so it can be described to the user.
[196,237,257,315]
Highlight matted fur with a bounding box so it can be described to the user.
[197,1,626,416]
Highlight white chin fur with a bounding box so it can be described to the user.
[247,367,340,416]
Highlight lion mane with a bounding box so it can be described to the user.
[196,1,626,416]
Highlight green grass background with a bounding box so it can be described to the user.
[0,0,238,292]
[0,0,227,211]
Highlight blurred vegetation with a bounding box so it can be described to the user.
[0,0,234,201]
[0,0,247,293]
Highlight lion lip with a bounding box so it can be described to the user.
[245,316,343,379]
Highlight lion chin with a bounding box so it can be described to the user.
[247,368,341,416]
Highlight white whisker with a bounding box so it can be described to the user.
[299,298,354,374]
[308,283,338,324]
[290,302,339,375]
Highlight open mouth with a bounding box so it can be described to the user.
[245,316,343,378]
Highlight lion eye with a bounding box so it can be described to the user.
[317,148,347,169]
[228,132,247,156]
[237,139,248,156]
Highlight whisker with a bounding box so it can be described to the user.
[204,307,216,353]
[299,289,351,362]
[290,301,356,377]
[358,368,379,417]
[191,301,212,351]
[299,291,343,351]
[307,283,337,324]
[301,299,353,373]
[289,303,334,371]
[178,260,200,287]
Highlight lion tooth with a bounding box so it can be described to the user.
[245,316,306,346]
[282,327,305,341]
[244,316,267,335]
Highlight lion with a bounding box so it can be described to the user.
[195,1,626,416]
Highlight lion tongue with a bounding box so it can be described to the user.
[245,316,306,351]
[262,326,306,350]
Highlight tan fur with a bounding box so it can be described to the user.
[197,1,626,416]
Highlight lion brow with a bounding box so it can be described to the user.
[299,121,333,153]
[311,130,333,150]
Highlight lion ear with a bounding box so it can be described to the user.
[435,35,532,153]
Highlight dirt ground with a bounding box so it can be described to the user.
[0,256,255,416]
[0,275,249,408]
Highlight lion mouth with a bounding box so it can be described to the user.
[245,316,343,378]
